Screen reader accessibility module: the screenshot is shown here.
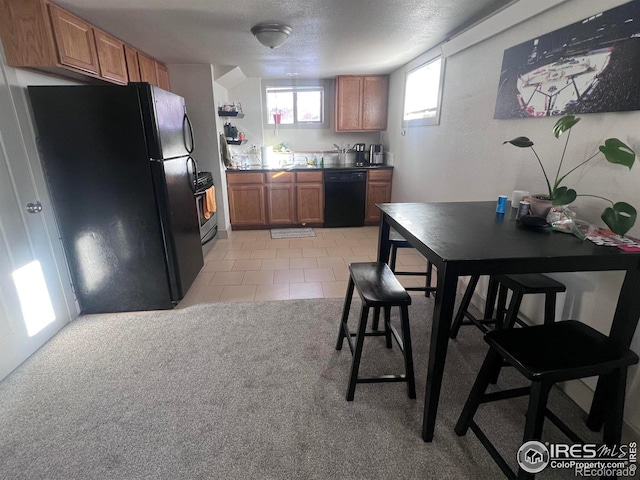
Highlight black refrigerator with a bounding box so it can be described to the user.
[28,83,204,314]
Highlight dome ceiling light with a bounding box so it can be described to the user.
[251,23,292,49]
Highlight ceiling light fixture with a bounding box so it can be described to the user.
[251,23,292,49]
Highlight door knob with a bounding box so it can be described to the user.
[26,201,43,214]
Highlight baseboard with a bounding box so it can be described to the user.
[460,276,640,445]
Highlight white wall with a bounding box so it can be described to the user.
[228,78,382,156]
[385,0,640,439]
[168,64,233,238]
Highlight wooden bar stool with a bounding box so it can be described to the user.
[335,262,416,401]
[455,320,638,479]
[449,273,566,339]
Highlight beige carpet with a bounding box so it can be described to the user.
[0,297,599,479]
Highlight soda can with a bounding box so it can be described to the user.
[496,195,508,214]
[517,201,530,219]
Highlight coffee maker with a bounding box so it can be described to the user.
[369,144,384,165]
[354,143,366,166]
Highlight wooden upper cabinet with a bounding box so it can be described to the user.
[48,3,99,75]
[94,29,127,84]
[362,76,388,130]
[0,0,169,86]
[335,76,363,131]
[138,51,158,86]
[124,45,141,82]
[0,0,58,68]
[156,62,170,91]
[335,75,388,132]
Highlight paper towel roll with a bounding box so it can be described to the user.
[261,146,272,165]
[511,190,529,208]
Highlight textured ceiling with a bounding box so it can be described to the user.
[55,0,516,78]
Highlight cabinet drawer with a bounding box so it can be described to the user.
[368,169,393,181]
[227,172,264,184]
[265,171,294,183]
[296,171,323,183]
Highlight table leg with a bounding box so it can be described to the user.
[422,264,458,442]
[484,276,499,320]
[587,264,640,431]
[377,213,391,263]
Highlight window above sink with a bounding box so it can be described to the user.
[261,79,332,129]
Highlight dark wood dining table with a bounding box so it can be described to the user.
[376,202,640,442]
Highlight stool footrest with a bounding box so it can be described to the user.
[357,374,408,383]
[469,422,517,480]
[394,270,428,276]
[480,386,531,404]
[348,331,387,338]
[406,286,437,292]
[545,408,584,444]
[460,313,500,334]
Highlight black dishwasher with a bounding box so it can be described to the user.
[324,170,367,227]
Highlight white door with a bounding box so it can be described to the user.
[0,51,77,380]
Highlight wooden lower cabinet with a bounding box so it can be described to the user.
[297,183,324,224]
[227,169,391,228]
[365,169,393,225]
[296,171,323,225]
[228,184,266,227]
[266,184,296,225]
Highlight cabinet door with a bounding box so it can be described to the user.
[124,45,141,82]
[362,76,388,130]
[297,183,324,224]
[156,62,171,91]
[94,29,127,84]
[48,3,99,75]
[228,185,266,226]
[335,76,362,132]
[0,0,58,68]
[266,184,296,225]
[365,181,392,224]
[138,51,158,85]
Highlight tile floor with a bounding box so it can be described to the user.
[177,226,431,307]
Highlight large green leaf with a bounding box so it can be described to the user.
[552,115,580,138]
[552,186,577,205]
[503,137,533,148]
[601,202,637,236]
[599,139,636,169]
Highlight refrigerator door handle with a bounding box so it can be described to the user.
[183,111,194,154]
[187,156,198,193]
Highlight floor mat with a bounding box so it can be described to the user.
[270,228,316,239]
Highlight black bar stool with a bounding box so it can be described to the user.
[335,262,416,401]
[450,273,566,339]
[455,320,638,479]
[388,229,436,297]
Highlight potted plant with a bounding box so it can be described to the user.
[504,115,637,236]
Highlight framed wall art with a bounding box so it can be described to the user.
[494,0,640,119]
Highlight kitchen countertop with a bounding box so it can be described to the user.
[226,164,393,172]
